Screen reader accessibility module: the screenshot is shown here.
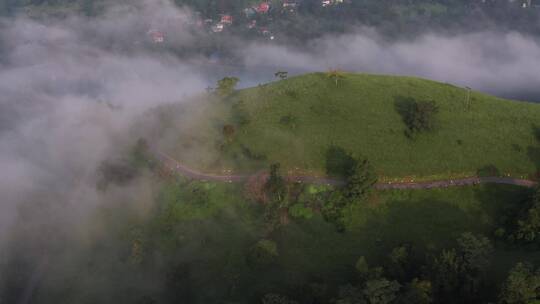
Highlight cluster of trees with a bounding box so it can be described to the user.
[253,230,540,304]
[317,232,540,304]
[495,186,540,246]
[257,146,377,232]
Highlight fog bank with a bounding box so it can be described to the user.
[240,30,540,101]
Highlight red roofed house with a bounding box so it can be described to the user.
[220,14,233,25]
[257,2,270,13]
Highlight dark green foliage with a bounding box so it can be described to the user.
[321,190,347,231]
[457,232,493,272]
[325,145,357,177]
[355,256,370,277]
[431,233,493,302]
[265,163,287,203]
[362,278,401,304]
[498,262,540,304]
[512,187,540,244]
[398,279,432,304]
[216,77,239,98]
[387,245,416,282]
[322,155,376,230]
[335,278,400,304]
[394,97,439,137]
[288,203,313,219]
[342,158,378,200]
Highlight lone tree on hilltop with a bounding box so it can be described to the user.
[326,69,346,87]
[216,76,239,97]
[275,71,288,80]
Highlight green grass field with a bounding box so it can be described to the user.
[215,73,540,180]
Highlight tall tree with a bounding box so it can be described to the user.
[431,233,493,302]
[326,69,346,87]
[216,76,239,97]
[362,278,401,304]
[513,187,540,244]
[498,262,540,304]
[342,158,377,201]
[265,163,286,203]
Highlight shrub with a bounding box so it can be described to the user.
[395,97,439,137]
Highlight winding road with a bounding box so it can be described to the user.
[154,150,538,189]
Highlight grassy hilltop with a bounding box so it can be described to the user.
[216,73,540,181]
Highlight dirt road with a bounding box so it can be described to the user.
[155,150,538,189]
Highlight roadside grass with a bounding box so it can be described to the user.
[225,73,540,180]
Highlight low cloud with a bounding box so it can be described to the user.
[241,30,540,101]
[0,0,206,252]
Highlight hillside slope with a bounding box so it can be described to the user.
[221,73,540,180]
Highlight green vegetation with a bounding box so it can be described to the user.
[504,187,540,245]
[221,73,540,180]
[499,262,540,304]
[395,98,439,138]
[216,76,240,98]
[98,178,539,303]
[4,138,540,303]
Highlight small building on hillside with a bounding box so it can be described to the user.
[322,0,343,7]
[259,27,275,40]
[212,22,224,33]
[148,29,164,43]
[283,0,298,12]
[247,19,257,29]
[256,2,271,14]
[220,14,233,25]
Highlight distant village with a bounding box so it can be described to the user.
[146,0,540,44]
[146,0,346,44]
